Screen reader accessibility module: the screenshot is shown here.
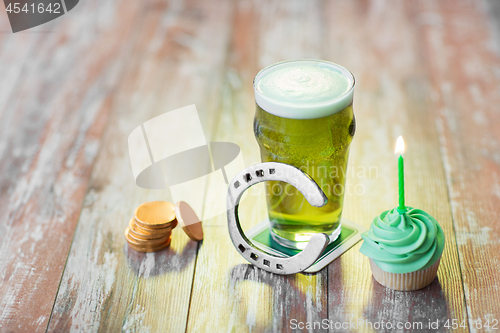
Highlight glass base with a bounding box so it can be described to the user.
[269,223,342,250]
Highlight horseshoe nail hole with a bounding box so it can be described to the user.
[238,244,246,253]
[276,263,283,270]
[255,170,264,177]
[244,173,252,182]
[234,181,240,188]
[263,259,270,267]
[250,253,258,261]
[269,168,275,174]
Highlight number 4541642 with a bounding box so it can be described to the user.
[6,2,61,14]
[445,318,499,330]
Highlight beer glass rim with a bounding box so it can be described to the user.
[253,59,355,119]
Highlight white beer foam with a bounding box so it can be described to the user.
[254,60,355,119]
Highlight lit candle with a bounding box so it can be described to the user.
[395,136,406,213]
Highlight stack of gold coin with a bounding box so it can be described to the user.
[124,201,177,252]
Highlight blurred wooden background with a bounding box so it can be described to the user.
[1,0,499,332]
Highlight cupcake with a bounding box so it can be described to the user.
[359,207,445,291]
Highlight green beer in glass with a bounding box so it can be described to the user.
[253,60,355,250]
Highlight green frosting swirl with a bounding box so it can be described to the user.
[359,207,445,274]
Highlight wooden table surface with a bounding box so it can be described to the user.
[1,0,500,332]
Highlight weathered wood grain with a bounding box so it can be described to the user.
[416,0,500,330]
[323,1,468,332]
[0,30,37,118]
[186,1,330,332]
[47,0,235,331]
[0,0,143,331]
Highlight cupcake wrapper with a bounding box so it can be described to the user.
[369,257,441,291]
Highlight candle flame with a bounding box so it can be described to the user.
[395,136,405,154]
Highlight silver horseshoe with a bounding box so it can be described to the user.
[226,162,330,275]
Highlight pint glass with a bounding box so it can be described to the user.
[253,60,355,249]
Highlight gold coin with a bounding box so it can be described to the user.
[125,227,171,247]
[130,218,176,234]
[127,237,172,253]
[128,218,174,239]
[175,201,203,241]
[135,218,177,230]
[129,224,170,240]
[134,201,176,229]
[127,227,171,244]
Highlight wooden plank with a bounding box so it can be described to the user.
[323,1,468,331]
[47,0,235,331]
[186,1,330,332]
[0,32,37,118]
[0,0,144,331]
[416,0,500,330]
